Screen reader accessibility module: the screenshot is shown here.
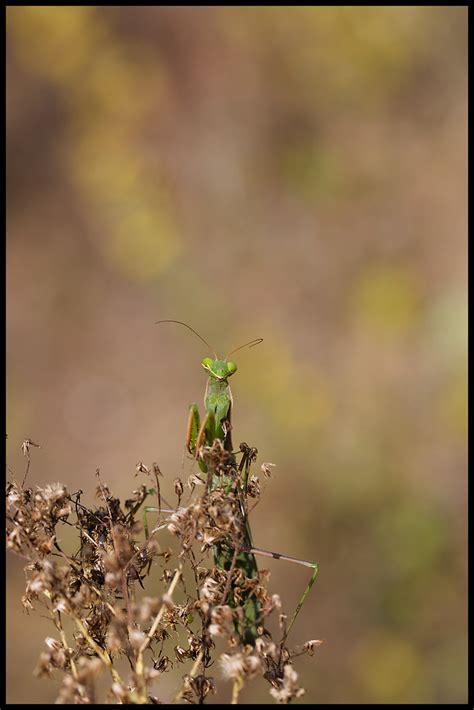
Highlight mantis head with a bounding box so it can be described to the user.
[202,357,237,380]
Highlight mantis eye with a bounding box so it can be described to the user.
[227,361,237,375]
[202,357,213,369]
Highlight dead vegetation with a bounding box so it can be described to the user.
[6,439,321,704]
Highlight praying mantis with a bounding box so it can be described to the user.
[147,320,318,647]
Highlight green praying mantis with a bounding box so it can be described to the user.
[146,320,318,647]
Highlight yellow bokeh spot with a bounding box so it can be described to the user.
[354,632,419,701]
[106,206,180,281]
[7,6,103,82]
[67,133,180,283]
[353,266,421,336]
[241,334,334,438]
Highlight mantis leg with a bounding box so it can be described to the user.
[187,404,216,473]
[186,404,201,454]
[195,413,210,452]
[242,544,318,639]
[143,502,179,538]
[196,411,216,452]
[143,503,162,539]
[186,405,215,452]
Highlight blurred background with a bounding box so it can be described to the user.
[6,6,467,704]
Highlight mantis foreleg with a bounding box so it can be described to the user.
[186,403,216,473]
[186,404,200,455]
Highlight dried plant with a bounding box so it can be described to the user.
[6,439,322,704]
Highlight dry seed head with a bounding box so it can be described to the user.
[246,475,261,498]
[27,575,45,595]
[187,473,205,491]
[77,656,103,679]
[174,478,184,499]
[7,526,23,551]
[34,651,55,678]
[7,486,22,506]
[228,634,240,649]
[153,655,172,673]
[272,594,282,610]
[200,576,222,603]
[105,571,121,589]
[129,629,147,651]
[269,664,305,703]
[45,636,62,651]
[152,462,163,476]
[219,652,246,680]
[144,666,161,682]
[53,598,69,613]
[42,482,68,502]
[174,645,189,663]
[304,639,324,656]
[21,438,41,456]
[220,649,263,681]
[261,462,276,478]
[208,624,224,637]
[111,682,128,701]
[211,605,233,624]
[139,596,161,622]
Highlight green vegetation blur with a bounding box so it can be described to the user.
[6,6,467,704]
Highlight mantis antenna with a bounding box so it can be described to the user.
[226,338,263,358]
[155,319,218,358]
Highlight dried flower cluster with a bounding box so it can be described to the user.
[6,439,322,703]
